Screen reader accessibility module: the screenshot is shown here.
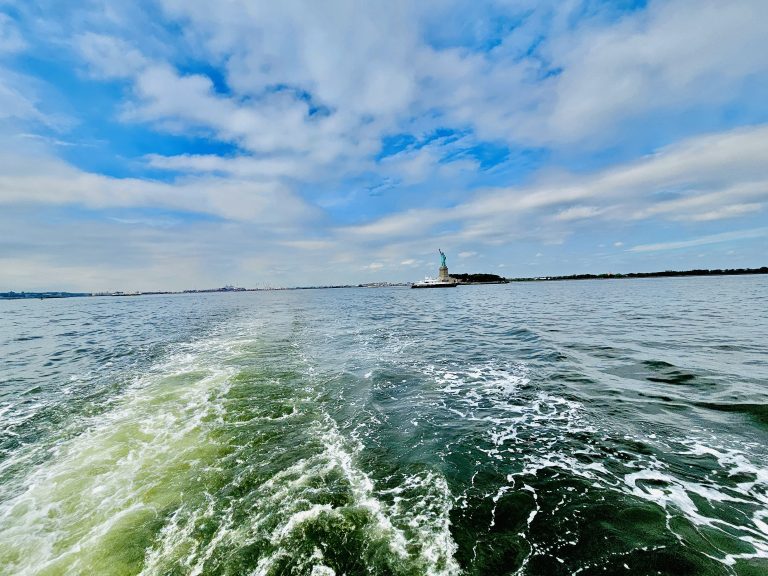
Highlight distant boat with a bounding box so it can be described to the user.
[411,277,457,289]
[412,248,458,288]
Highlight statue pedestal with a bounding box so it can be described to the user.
[438,266,450,282]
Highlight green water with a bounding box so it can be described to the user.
[1,278,767,575]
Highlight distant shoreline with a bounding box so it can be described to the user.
[0,283,408,300]
[2,267,766,299]
[506,266,768,282]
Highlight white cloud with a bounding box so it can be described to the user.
[362,262,384,271]
[146,0,764,150]
[59,0,768,181]
[0,67,56,126]
[158,0,421,118]
[0,77,38,121]
[11,0,768,157]
[0,149,317,223]
[3,117,764,288]
[684,203,762,222]
[15,0,765,219]
[379,143,478,186]
[342,209,446,239]
[553,206,605,222]
[76,32,148,79]
[0,13,25,53]
[341,124,768,243]
[628,228,768,253]
[145,153,311,181]
[279,240,337,250]
[0,203,388,291]
[541,0,768,143]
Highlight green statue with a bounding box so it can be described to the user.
[439,248,447,268]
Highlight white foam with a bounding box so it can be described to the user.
[0,333,243,575]
[620,439,768,565]
[311,566,336,576]
[425,356,768,570]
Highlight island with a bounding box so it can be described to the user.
[449,273,509,284]
[506,266,768,282]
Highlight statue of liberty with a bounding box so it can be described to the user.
[439,248,447,268]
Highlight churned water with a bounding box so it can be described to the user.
[1,276,766,575]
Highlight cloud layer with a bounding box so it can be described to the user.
[0,0,767,289]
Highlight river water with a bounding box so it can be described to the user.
[1,277,766,575]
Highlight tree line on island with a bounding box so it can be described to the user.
[445,266,768,284]
[449,273,509,283]
[448,267,768,284]
[505,266,768,282]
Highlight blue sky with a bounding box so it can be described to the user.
[1,0,767,290]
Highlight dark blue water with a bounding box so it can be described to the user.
[1,277,766,575]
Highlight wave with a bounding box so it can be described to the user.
[0,325,460,576]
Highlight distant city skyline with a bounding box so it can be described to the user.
[1,1,767,291]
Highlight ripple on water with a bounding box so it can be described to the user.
[1,280,767,575]
[415,354,768,574]
[0,328,462,576]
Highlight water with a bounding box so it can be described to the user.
[0,277,766,575]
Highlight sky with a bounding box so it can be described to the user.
[1,0,767,291]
